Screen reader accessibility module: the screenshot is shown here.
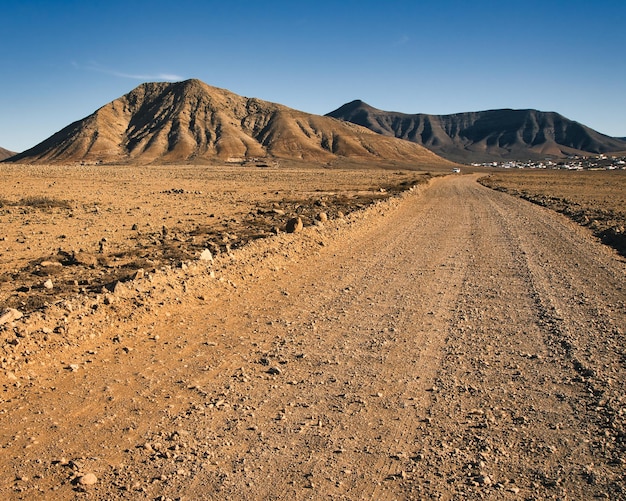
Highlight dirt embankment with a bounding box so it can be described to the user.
[0,174,625,500]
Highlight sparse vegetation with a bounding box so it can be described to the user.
[18,196,72,209]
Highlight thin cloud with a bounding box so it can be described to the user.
[74,61,183,81]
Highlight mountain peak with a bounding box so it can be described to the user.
[0,146,16,161]
[6,80,451,167]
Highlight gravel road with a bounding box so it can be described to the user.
[1,174,624,500]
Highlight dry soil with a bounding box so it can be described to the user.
[1,171,625,500]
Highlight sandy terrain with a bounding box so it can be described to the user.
[1,168,625,500]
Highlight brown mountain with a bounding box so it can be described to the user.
[0,147,16,161]
[327,100,626,163]
[6,80,450,167]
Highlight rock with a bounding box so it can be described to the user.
[476,474,492,486]
[105,281,122,294]
[40,260,63,268]
[132,269,145,280]
[317,212,328,222]
[0,308,23,325]
[199,249,214,262]
[267,367,282,375]
[73,252,99,267]
[285,217,303,234]
[43,279,54,290]
[78,473,98,485]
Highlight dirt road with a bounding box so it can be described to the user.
[1,175,625,500]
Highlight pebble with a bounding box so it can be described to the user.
[40,260,62,268]
[43,279,54,290]
[78,473,98,485]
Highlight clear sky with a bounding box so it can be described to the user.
[2,0,625,152]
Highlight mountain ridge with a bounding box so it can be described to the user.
[0,147,16,160]
[326,100,626,163]
[6,80,451,167]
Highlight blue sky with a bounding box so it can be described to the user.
[2,0,625,152]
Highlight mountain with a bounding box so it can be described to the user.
[327,100,626,163]
[0,147,16,160]
[6,80,451,167]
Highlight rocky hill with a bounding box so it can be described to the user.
[327,100,626,163]
[0,147,16,160]
[6,80,450,167]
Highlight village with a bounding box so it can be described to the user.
[471,153,626,170]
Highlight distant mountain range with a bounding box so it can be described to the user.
[0,147,16,160]
[327,100,626,163]
[6,80,450,167]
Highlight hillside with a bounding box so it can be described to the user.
[6,80,451,167]
[0,147,16,160]
[327,100,626,163]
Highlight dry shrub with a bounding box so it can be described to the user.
[18,196,72,209]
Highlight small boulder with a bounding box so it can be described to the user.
[0,309,23,325]
[78,473,98,485]
[285,217,303,234]
[43,279,54,290]
[199,249,214,262]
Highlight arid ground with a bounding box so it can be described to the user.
[0,165,625,500]
[480,169,626,257]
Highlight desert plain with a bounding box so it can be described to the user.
[0,162,625,500]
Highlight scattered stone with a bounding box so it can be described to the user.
[43,279,54,290]
[105,281,122,294]
[132,269,145,280]
[476,474,492,486]
[0,308,23,325]
[73,252,99,267]
[317,212,328,222]
[131,223,139,230]
[267,367,282,375]
[40,260,63,268]
[199,249,214,262]
[78,473,98,485]
[285,217,303,233]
